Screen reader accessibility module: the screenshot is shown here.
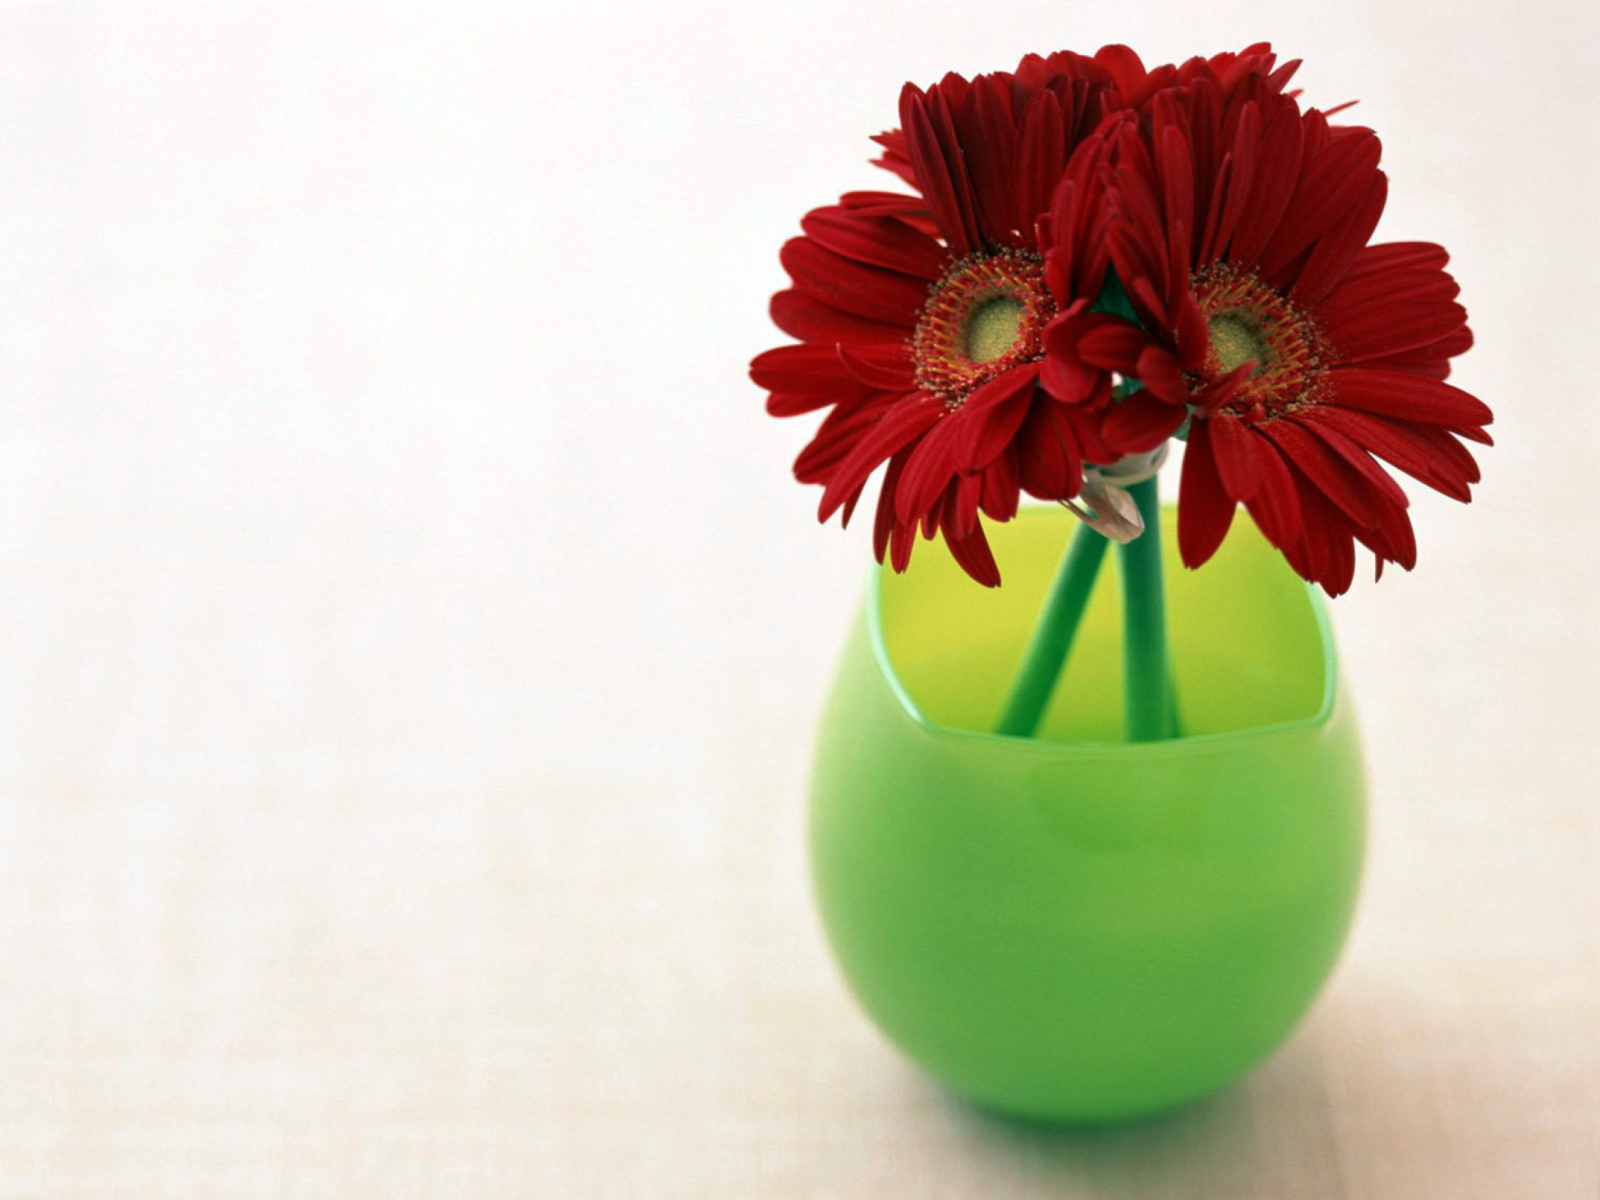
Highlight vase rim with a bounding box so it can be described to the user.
[865,508,1341,759]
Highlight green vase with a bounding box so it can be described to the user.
[809,505,1366,1124]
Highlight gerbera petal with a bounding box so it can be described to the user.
[1177,419,1236,567]
[888,516,917,572]
[899,83,982,255]
[1226,95,1304,265]
[1257,127,1382,278]
[837,342,917,390]
[818,395,942,521]
[801,207,949,279]
[869,128,920,188]
[1291,482,1358,597]
[1103,390,1187,454]
[979,446,1023,520]
[945,472,984,538]
[839,189,932,222]
[1095,43,1166,110]
[780,237,931,324]
[1016,399,1086,499]
[794,392,899,484]
[1134,344,1188,404]
[1257,417,1381,527]
[1175,74,1221,197]
[1207,412,1264,499]
[750,342,854,391]
[1154,121,1196,273]
[1242,437,1303,549]
[1040,303,1118,401]
[944,522,1001,588]
[1013,88,1067,233]
[1342,241,1449,279]
[1189,361,1255,412]
[895,405,969,523]
[1123,273,1174,332]
[1309,406,1479,501]
[955,367,1039,470]
[1287,412,1409,509]
[1266,57,1301,91]
[1074,316,1153,371]
[770,289,911,346]
[1288,169,1387,307]
[753,342,875,415]
[1200,101,1259,262]
[1315,259,1459,326]
[1330,368,1494,427]
[873,450,912,563]
[1039,353,1105,405]
[1169,287,1210,370]
[766,389,861,418]
[1321,298,1470,364]
[1355,323,1474,378]
[966,78,1022,236]
[1043,134,1117,301]
[1106,153,1171,309]
[1348,487,1417,571]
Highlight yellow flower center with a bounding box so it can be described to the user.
[965,296,1026,364]
[1206,312,1272,377]
[1192,265,1330,418]
[912,249,1053,404]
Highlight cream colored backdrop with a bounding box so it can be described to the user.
[0,2,1594,1196]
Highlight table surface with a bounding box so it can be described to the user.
[0,4,1595,1197]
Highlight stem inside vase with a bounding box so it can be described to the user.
[994,477,1180,743]
[994,522,1108,738]
[1117,478,1178,742]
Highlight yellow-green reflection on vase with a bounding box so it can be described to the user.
[809,506,1366,1124]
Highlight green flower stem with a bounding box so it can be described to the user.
[993,270,1181,744]
[1118,477,1175,742]
[995,522,1109,738]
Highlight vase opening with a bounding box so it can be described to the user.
[874,506,1334,745]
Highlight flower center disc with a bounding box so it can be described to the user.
[965,297,1026,364]
[1207,313,1271,376]
[913,250,1053,404]
[1193,265,1329,418]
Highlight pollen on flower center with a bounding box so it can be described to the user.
[912,249,1053,404]
[1192,264,1329,418]
[966,296,1026,363]
[1207,312,1271,376]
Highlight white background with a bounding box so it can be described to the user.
[0,1,1594,1196]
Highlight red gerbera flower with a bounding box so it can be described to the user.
[752,45,1309,586]
[751,59,1136,585]
[1044,67,1492,594]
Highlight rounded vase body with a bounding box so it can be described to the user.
[809,507,1366,1124]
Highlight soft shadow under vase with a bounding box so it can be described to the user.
[809,506,1366,1124]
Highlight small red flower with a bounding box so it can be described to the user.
[1044,68,1491,594]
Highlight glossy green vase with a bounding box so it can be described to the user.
[809,506,1366,1124]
